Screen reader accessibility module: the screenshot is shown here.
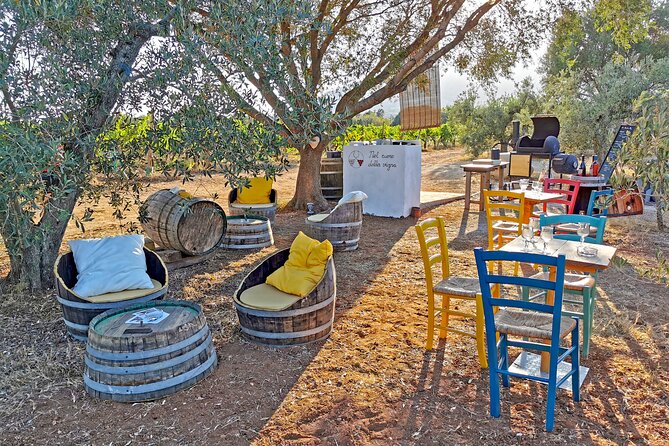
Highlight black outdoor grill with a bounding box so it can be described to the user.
[512,115,578,176]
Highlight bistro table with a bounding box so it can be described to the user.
[517,189,564,223]
[461,162,509,211]
[498,236,617,389]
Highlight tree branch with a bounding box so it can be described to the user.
[344,0,501,117]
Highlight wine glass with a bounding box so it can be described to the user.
[577,222,590,249]
[529,217,540,246]
[521,224,534,252]
[540,225,554,254]
[519,179,529,191]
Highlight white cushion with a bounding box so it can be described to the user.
[68,234,154,298]
[307,213,330,223]
[337,191,368,205]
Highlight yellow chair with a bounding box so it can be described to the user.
[484,190,526,250]
[415,217,488,368]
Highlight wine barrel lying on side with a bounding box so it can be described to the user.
[141,189,227,256]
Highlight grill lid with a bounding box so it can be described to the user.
[530,115,560,140]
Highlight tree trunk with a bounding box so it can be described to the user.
[288,142,328,211]
[657,196,666,232]
[2,192,78,291]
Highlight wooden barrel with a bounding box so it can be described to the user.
[55,249,168,342]
[140,189,227,256]
[220,216,274,249]
[233,249,336,346]
[84,300,217,402]
[305,201,363,252]
[321,158,343,200]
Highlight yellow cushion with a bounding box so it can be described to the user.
[266,232,333,297]
[237,177,273,204]
[78,279,163,303]
[238,283,301,311]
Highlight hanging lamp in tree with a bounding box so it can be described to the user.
[399,62,442,131]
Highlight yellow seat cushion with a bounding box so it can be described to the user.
[77,279,163,303]
[266,232,333,297]
[237,177,273,204]
[238,283,301,311]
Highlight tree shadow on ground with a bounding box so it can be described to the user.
[1,209,419,446]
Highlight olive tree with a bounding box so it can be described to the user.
[613,90,669,231]
[0,1,285,291]
[184,0,547,209]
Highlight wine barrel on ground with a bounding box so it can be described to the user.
[141,189,226,256]
[84,300,217,402]
[220,216,274,249]
[320,157,343,200]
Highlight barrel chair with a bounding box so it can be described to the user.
[55,241,168,342]
[305,191,367,252]
[233,233,336,346]
[228,177,277,223]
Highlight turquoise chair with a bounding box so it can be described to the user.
[474,248,580,432]
[587,189,614,216]
[523,214,607,357]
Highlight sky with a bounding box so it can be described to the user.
[376,47,546,118]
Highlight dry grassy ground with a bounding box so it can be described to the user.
[1,149,668,445]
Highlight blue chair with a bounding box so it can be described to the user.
[587,189,614,216]
[525,214,607,357]
[474,248,580,432]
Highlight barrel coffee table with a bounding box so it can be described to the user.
[84,300,217,402]
[220,216,274,249]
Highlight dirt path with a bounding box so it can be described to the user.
[1,148,667,445]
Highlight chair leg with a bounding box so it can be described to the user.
[426,293,435,351]
[439,294,451,340]
[475,294,488,369]
[582,287,592,358]
[545,345,560,432]
[487,332,501,418]
[500,333,509,387]
[571,318,581,402]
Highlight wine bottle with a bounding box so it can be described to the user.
[579,156,586,176]
[590,155,599,176]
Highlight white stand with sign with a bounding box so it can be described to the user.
[343,142,421,218]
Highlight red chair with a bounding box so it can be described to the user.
[543,178,581,215]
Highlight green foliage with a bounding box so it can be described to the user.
[0,1,287,289]
[352,111,393,127]
[542,2,669,155]
[446,82,541,157]
[329,123,455,151]
[612,90,669,231]
[593,0,654,51]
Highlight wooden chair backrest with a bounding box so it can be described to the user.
[415,217,450,295]
[483,190,526,250]
[587,189,614,216]
[543,178,581,214]
[509,153,532,178]
[474,248,567,339]
[540,214,607,244]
